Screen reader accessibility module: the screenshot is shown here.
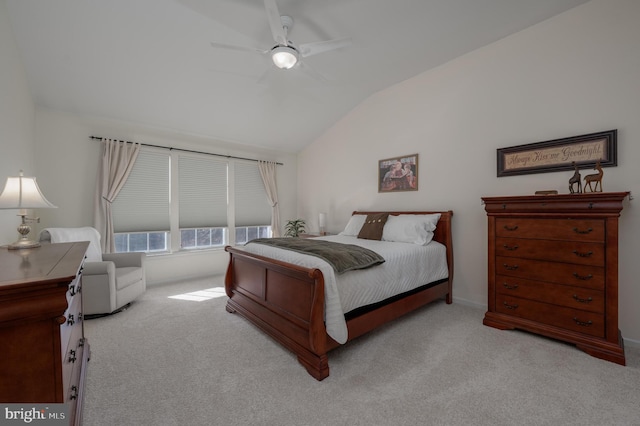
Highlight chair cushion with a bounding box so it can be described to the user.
[115,266,144,290]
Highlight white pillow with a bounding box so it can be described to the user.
[382,213,441,245]
[338,214,367,236]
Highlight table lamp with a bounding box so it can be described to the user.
[0,170,57,249]
[318,212,326,236]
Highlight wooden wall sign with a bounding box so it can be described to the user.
[497,130,617,177]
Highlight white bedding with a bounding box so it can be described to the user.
[237,235,449,344]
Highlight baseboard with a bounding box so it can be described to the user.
[451,297,485,310]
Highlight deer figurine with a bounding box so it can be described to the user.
[568,162,582,194]
[583,160,603,192]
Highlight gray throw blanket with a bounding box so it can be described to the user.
[246,238,385,274]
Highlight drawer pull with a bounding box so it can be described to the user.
[572,227,593,235]
[503,263,518,271]
[502,283,519,290]
[68,349,77,363]
[503,225,518,231]
[572,294,593,304]
[70,385,78,400]
[572,272,593,281]
[503,301,519,310]
[502,244,519,251]
[572,250,593,258]
[573,317,593,327]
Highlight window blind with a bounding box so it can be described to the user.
[111,150,170,232]
[179,155,228,228]
[234,161,271,227]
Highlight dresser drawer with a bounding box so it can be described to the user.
[495,275,604,313]
[496,237,604,265]
[495,218,604,242]
[496,256,604,290]
[496,295,605,338]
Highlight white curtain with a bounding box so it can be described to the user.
[258,161,280,237]
[93,139,141,253]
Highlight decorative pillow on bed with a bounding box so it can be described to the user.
[357,213,389,240]
[382,213,441,245]
[339,214,367,236]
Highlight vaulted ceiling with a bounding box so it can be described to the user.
[6,0,589,152]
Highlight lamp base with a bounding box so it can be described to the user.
[7,215,41,249]
[7,239,41,250]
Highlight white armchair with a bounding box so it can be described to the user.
[39,227,146,317]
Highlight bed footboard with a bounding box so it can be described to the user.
[224,246,330,380]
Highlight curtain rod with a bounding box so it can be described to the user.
[90,136,283,165]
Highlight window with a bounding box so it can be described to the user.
[112,148,272,253]
[235,226,271,245]
[111,150,171,253]
[178,156,228,249]
[115,231,168,253]
[180,228,226,250]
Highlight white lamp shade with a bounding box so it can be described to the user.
[271,46,299,69]
[0,172,57,210]
[318,213,326,228]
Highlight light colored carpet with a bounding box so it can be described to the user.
[83,276,640,426]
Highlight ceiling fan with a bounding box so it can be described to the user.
[210,0,351,71]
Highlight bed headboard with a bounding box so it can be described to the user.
[351,210,454,285]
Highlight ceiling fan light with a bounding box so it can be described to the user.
[271,46,298,69]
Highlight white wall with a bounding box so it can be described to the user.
[33,107,298,285]
[298,0,640,342]
[0,0,37,245]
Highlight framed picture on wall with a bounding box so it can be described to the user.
[379,154,418,192]
[496,129,617,177]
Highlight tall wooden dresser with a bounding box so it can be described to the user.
[0,241,90,426]
[482,192,629,365]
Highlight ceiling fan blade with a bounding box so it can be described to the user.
[264,0,287,45]
[297,61,328,84]
[210,42,269,55]
[298,38,352,58]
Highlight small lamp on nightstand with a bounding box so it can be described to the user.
[318,212,327,236]
[0,170,57,249]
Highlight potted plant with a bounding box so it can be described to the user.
[284,219,306,237]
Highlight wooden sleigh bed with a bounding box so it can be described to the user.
[224,210,454,380]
